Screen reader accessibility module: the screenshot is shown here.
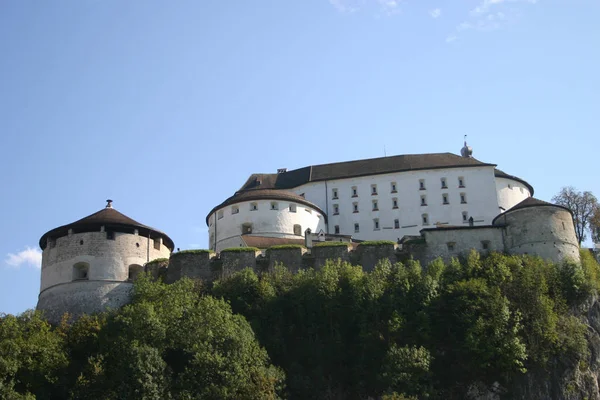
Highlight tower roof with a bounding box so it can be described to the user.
[39,201,174,250]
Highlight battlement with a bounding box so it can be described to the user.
[150,242,403,283]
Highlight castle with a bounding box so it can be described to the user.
[36,143,580,322]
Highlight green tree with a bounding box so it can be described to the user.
[552,186,599,245]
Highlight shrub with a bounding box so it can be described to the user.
[312,242,349,248]
[268,244,305,250]
[220,247,260,253]
[359,240,397,247]
[145,258,169,265]
[171,249,214,257]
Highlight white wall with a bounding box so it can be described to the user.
[495,177,531,212]
[40,231,171,292]
[208,199,326,251]
[291,166,500,241]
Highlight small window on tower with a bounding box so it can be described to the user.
[333,204,339,215]
[250,202,258,211]
[271,202,278,210]
[217,210,224,220]
[442,194,449,204]
[293,224,302,236]
[232,206,239,215]
[391,182,397,193]
[422,214,429,225]
[334,225,340,234]
[373,218,380,230]
[441,178,447,189]
[462,211,469,222]
[460,193,467,204]
[392,198,398,209]
[371,184,378,195]
[106,231,115,240]
[372,200,379,211]
[73,262,89,281]
[481,241,490,250]
[354,223,360,233]
[352,186,358,197]
[332,188,339,199]
[421,195,427,206]
[394,219,400,229]
[458,177,465,188]
[289,204,297,213]
[353,202,359,213]
[153,238,160,250]
[447,242,456,251]
[242,223,253,234]
[419,179,426,190]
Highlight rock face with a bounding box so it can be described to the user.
[477,296,600,400]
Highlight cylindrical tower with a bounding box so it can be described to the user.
[37,200,174,323]
[493,197,579,263]
[206,189,327,252]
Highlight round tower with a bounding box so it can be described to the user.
[37,200,174,323]
[206,189,327,252]
[493,197,579,263]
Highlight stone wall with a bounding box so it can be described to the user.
[267,247,308,273]
[312,245,352,269]
[165,251,215,284]
[355,243,397,272]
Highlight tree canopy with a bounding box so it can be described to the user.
[2,251,599,399]
[552,186,599,245]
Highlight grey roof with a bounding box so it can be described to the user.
[39,206,174,251]
[238,152,533,194]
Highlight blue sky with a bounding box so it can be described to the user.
[1,0,598,315]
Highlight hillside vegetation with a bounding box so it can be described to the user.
[1,250,600,399]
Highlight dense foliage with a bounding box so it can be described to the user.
[2,251,599,399]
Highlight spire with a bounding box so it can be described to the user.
[461,135,473,158]
[106,199,113,209]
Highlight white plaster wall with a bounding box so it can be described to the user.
[495,177,531,212]
[40,231,171,292]
[208,200,326,251]
[291,166,500,241]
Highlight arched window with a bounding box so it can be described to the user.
[242,223,253,234]
[293,224,302,236]
[128,264,143,282]
[73,262,89,281]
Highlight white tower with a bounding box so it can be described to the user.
[37,200,174,323]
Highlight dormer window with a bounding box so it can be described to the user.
[270,202,278,210]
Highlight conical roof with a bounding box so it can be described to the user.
[492,197,572,224]
[39,201,174,250]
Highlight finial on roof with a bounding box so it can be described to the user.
[461,135,473,158]
[106,199,113,208]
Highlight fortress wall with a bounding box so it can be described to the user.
[145,259,169,281]
[37,281,133,324]
[419,227,504,266]
[267,247,307,273]
[312,245,352,269]
[166,252,215,284]
[220,250,261,278]
[356,243,398,272]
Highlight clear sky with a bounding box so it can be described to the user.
[1,0,598,315]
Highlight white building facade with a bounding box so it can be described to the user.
[207,145,533,250]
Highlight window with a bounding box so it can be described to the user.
[128,264,143,282]
[334,225,340,234]
[442,194,449,205]
[289,204,297,213]
[372,200,378,211]
[333,204,339,215]
[460,193,467,204]
[419,179,426,190]
[391,182,397,193]
[351,186,358,197]
[293,224,302,236]
[462,211,469,222]
[422,214,429,225]
[371,184,378,195]
[242,223,253,234]
[421,195,427,206]
[458,177,465,188]
[332,188,338,199]
[354,223,360,233]
[106,230,115,240]
[392,198,398,209]
[217,210,224,220]
[447,242,456,251]
[508,183,513,189]
[73,262,89,281]
[520,187,524,193]
[250,202,258,211]
[270,202,278,210]
[353,202,359,213]
[441,178,447,189]
[373,218,380,230]
[232,206,239,214]
[394,219,400,229]
[481,241,490,250]
[153,238,160,250]
[305,208,312,214]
